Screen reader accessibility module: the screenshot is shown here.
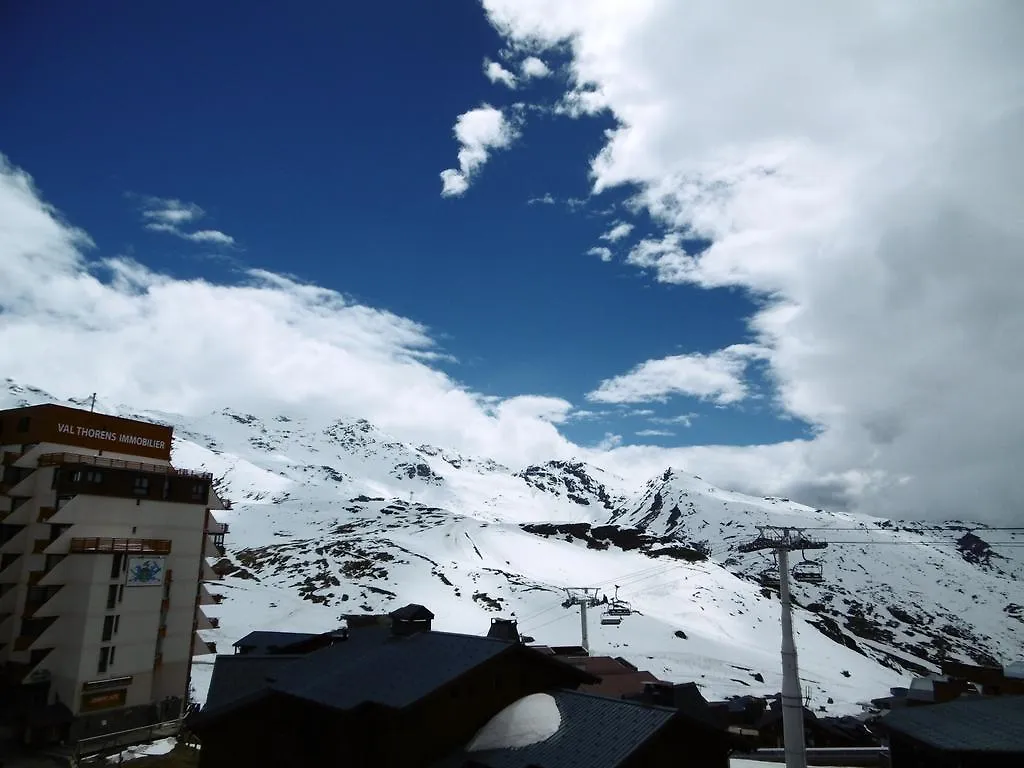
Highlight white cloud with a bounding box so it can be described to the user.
[636,429,673,438]
[600,221,633,242]
[476,0,1024,523]
[0,155,581,468]
[588,345,764,406]
[440,105,519,197]
[141,197,203,226]
[586,246,612,262]
[651,413,697,428]
[138,195,235,246]
[520,56,551,79]
[528,193,556,205]
[483,58,518,88]
[184,229,235,245]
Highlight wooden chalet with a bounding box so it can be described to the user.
[189,605,737,768]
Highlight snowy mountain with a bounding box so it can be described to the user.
[4,380,1021,717]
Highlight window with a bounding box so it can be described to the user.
[109,647,116,667]
[133,476,150,495]
[191,483,206,501]
[86,471,102,483]
[118,585,124,603]
[114,615,120,633]
[102,615,116,642]
[71,471,83,483]
[44,553,64,571]
[107,584,118,610]
[98,646,110,675]
[1,552,19,570]
[111,553,125,580]
[16,416,30,433]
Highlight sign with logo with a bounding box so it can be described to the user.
[80,688,127,713]
[56,422,168,453]
[0,404,173,461]
[126,556,166,587]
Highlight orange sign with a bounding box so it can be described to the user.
[80,687,128,713]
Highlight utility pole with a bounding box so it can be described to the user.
[739,526,827,768]
[563,588,601,654]
[89,393,97,412]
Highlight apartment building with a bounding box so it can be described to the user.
[0,403,227,749]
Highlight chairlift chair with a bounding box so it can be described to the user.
[791,559,824,584]
[600,610,623,626]
[605,585,633,617]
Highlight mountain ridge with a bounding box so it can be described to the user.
[4,380,1021,715]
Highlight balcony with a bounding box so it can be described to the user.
[1,451,21,466]
[37,506,57,522]
[39,452,212,480]
[70,537,172,555]
[32,538,51,554]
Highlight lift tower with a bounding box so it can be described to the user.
[739,527,828,768]
[562,587,602,653]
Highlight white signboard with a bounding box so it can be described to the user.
[126,556,166,587]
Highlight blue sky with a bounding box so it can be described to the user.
[3,1,1021,520]
[2,0,798,450]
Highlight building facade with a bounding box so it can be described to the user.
[0,404,225,747]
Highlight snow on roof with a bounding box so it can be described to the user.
[466,693,560,751]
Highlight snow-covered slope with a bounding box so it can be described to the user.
[5,380,1021,716]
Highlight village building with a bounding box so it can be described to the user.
[877,694,1024,767]
[191,606,736,767]
[0,403,225,754]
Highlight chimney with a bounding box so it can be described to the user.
[643,680,675,707]
[388,604,434,637]
[486,617,521,643]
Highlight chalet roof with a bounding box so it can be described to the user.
[389,603,434,621]
[434,690,678,768]
[879,695,1024,753]
[231,631,318,653]
[273,630,512,710]
[195,626,599,729]
[203,654,304,713]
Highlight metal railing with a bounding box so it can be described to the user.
[734,747,889,766]
[72,717,184,761]
[39,452,212,480]
[70,537,172,555]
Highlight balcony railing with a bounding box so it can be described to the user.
[70,537,172,555]
[38,452,212,480]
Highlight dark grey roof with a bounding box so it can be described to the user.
[390,603,434,620]
[203,654,305,714]
[880,695,1024,753]
[271,630,515,711]
[434,690,677,768]
[232,630,318,652]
